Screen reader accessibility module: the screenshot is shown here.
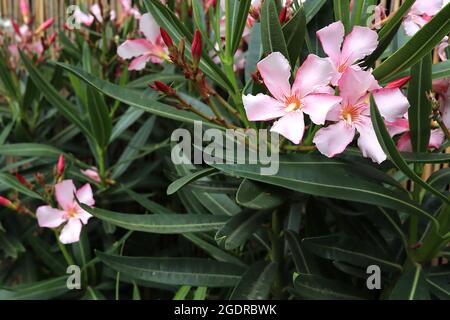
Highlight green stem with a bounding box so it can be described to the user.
[55,231,75,266]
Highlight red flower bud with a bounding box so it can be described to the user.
[0,196,13,208]
[385,76,412,89]
[12,20,21,36]
[35,18,54,34]
[279,7,288,24]
[160,28,174,48]
[15,173,28,185]
[149,81,175,95]
[57,154,65,176]
[47,32,57,46]
[20,0,30,24]
[191,30,202,66]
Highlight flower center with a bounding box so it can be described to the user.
[341,104,363,125]
[66,207,78,218]
[284,95,302,112]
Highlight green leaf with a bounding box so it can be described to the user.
[0,173,43,200]
[426,274,450,299]
[363,0,416,67]
[333,0,350,34]
[110,107,145,143]
[167,168,217,195]
[20,52,93,140]
[0,276,69,300]
[236,179,283,210]
[285,230,313,274]
[230,261,277,300]
[260,0,289,58]
[427,168,450,189]
[373,4,450,81]
[293,273,370,300]
[86,87,112,148]
[407,54,432,152]
[112,117,155,179]
[193,287,207,300]
[389,263,430,300]
[82,287,106,300]
[211,154,437,224]
[304,0,328,23]
[282,5,306,66]
[27,236,66,274]
[97,252,245,287]
[370,96,450,209]
[55,63,223,130]
[80,204,230,234]
[231,0,252,55]
[215,210,270,250]
[302,234,402,272]
[173,285,191,300]
[0,143,62,158]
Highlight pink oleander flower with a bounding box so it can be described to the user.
[316,21,378,85]
[20,0,30,24]
[36,180,95,244]
[119,0,141,20]
[81,167,102,183]
[433,78,450,128]
[386,117,445,152]
[313,68,410,163]
[243,52,342,144]
[438,36,449,61]
[117,13,168,70]
[403,0,446,36]
[74,6,95,27]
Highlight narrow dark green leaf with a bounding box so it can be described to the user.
[167,168,217,195]
[80,204,229,234]
[333,0,351,34]
[260,0,289,58]
[230,261,277,300]
[0,173,43,200]
[302,234,402,272]
[407,54,432,152]
[97,252,245,287]
[282,5,306,66]
[215,210,270,250]
[236,179,283,210]
[0,276,69,300]
[389,263,430,300]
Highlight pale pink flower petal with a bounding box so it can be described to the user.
[257,52,292,101]
[302,94,342,125]
[80,168,102,183]
[339,68,379,105]
[91,4,103,23]
[139,13,160,44]
[36,206,66,228]
[313,121,356,157]
[77,209,93,225]
[429,129,445,149]
[292,54,335,97]
[59,218,83,244]
[438,37,448,61]
[341,26,378,66]
[356,120,387,163]
[129,54,151,70]
[76,184,95,207]
[372,87,410,122]
[316,21,345,65]
[55,180,76,211]
[117,39,153,60]
[385,118,410,137]
[243,94,286,121]
[411,0,443,16]
[403,16,422,36]
[270,112,305,145]
[397,132,413,152]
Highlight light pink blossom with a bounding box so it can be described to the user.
[119,0,141,20]
[403,0,446,36]
[316,21,378,85]
[81,167,102,183]
[438,36,449,61]
[243,52,342,144]
[433,78,450,128]
[313,68,410,163]
[386,118,445,152]
[36,180,95,244]
[117,13,168,70]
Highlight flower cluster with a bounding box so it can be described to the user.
[243,21,411,163]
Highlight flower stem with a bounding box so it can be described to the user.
[55,231,75,266]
